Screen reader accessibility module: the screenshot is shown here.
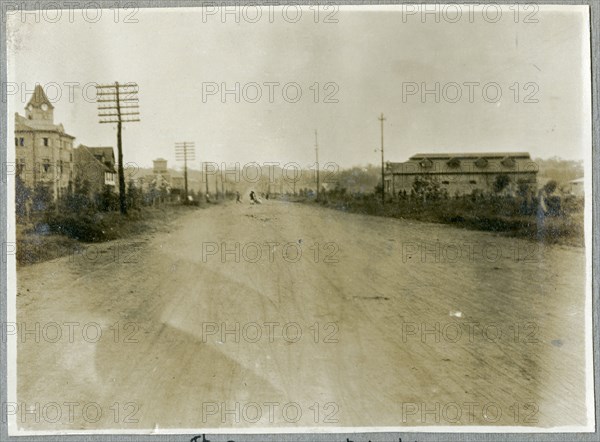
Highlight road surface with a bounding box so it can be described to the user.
[15,200,589,431]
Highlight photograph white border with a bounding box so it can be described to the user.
[1,1,598,440]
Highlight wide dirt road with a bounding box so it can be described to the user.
[16,200,589,431]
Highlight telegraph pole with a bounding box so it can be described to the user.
[378,112,386,205]
[204,162,209,201]
[315,129,320,201]
[175,142,195,202]
[215,172,219,200]
[97,82,140,214]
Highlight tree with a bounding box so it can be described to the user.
[517,179,532,198]
[31,183,53,213]
[493,174,511,193]
[159,181,169,203]
[15,175,31,221]
[98,185,119,212]
[412,175,441,202]
[544,180,558,195]
[516,179,534,215]
[126,179,142,210]
[64,175,93,213]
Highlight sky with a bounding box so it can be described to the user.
[7,5,592,170]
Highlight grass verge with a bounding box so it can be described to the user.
[16,204,202,265]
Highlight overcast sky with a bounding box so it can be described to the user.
[7,5,591,170]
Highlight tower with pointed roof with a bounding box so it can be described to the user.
[25,84,55,122]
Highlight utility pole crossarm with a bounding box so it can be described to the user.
[95,81,140,215]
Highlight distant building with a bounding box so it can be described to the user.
[14,85,76,200]
[73,145,117,196]
[154,158,172,187]
[131,159,200,201]
[153,158,169,177]
[567,177,584,197]
[134,158,171,193]
[384,152,538,196]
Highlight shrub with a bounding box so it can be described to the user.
[42,213,105,242]
[493,174,511,193]
[98,185,120,212]
[31,183,54,213]
[15,175,31,221]
[544,180,558,195]
[311,188,583,245]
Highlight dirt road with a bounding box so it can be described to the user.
[15,200,589,431]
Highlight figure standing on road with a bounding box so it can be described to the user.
[249,190,256,203]
[236,191,242,203]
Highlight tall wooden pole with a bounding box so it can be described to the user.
[315,129,320,200]
[115,82,127,214]
[183,144,188,200]
[175,142,195,203]
[379,113,386,205]
[204,162,209,201]
[215,172,218,200]
[97,82,140,215]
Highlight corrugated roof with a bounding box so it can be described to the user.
[411,152,531,159]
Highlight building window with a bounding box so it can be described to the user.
[419,158,433,169]
[14,138,18,147]
[474,158,488,168]
[43,138,49,147]
[19,138,24,146]
[442,181,450,185]
[501,156,516,168]
[446,158,460,168]
[469,180,477,185]
[42,160,51,173]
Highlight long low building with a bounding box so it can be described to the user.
[384,152,538,196]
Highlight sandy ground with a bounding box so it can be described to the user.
[14,200,589,432]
